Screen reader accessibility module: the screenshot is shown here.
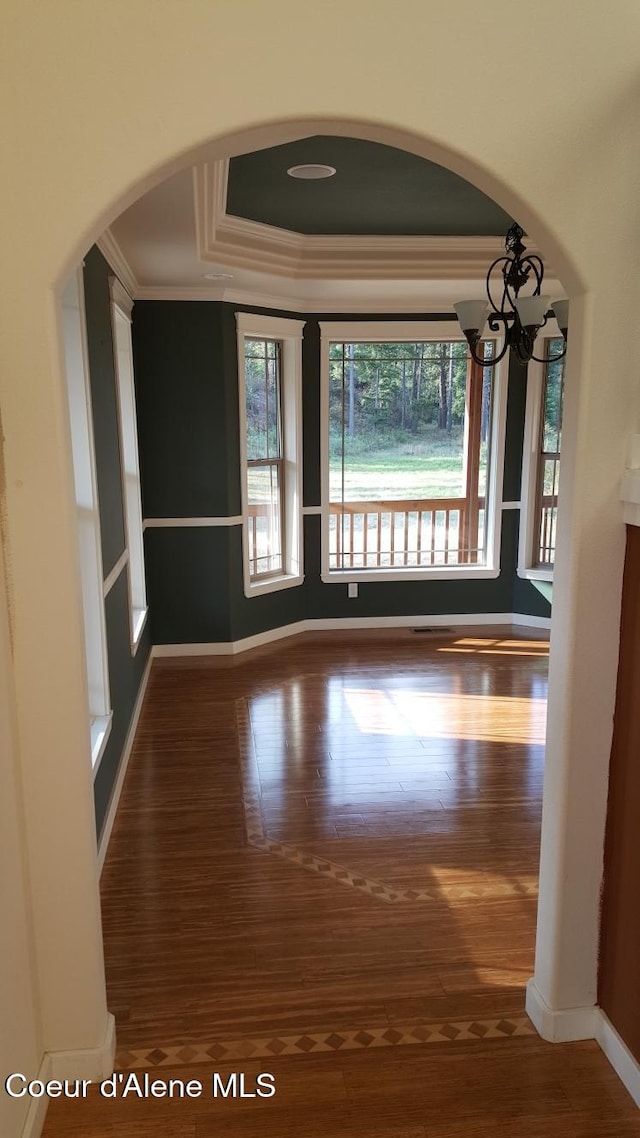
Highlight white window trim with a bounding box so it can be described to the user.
[62,268,113,774]
[319,320,507,584]
[518,317,563,581]
[236,312,305,598]
[109,277,148,651]
[91,713,113,771]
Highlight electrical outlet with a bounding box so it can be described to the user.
[348,583,358,598]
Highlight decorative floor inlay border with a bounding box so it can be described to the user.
[115,1016,536,1070]
[236,700,539,906]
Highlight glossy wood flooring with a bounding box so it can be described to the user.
[43,628,640,1136]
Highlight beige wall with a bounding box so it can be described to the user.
[0,519,42,1138]
[2,3,640,1131]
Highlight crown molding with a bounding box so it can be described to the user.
[132,283,458,312]
[97,230,138,297]
[193,159,540,282]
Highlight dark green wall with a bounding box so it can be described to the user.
[83,247,152,840]
[132,301,239,518]
[132,299,550,645]
[94,571,151,838]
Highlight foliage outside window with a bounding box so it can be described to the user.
[325,333,497,575]
[244,338,285,579]
[534,338,565,567]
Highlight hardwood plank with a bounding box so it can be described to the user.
[41,628,640,1138]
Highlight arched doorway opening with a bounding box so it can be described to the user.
[5,114,606,1090]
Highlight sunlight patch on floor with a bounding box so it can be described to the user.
[343,687,547,745]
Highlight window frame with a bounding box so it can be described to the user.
[319,320,507,584]
[109,277,148,651]
[62,267,112,772]
[245,336,286,581]
[236,312,305,598]
[518,319,564,582]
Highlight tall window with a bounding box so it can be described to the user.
[533,342,564,566]
[236,313,305,598]
[518,334,565,577]
[245,338,285,578]
[62,268,112,769]
[109,277,148,649]
[321,322,505,581]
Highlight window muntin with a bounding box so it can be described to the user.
[245,337,285,579]
[327,336,496,573]
[533,339,564,567]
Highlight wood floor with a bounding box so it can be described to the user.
[42,628,640,1136]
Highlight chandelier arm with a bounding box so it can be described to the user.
[477,319,510,366]
[529,343,568,364]
[467,342,508,367]
[519,255,544,294]
[486,256,511,312]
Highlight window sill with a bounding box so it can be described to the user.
[131,607,148,654]
[518,567,554,583]
[245,572,304,598]
[91,713,113,776]
[322,566,500,584]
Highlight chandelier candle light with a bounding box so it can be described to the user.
[454,223,568,366]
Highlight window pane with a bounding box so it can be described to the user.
[245,338,282,461]
[543,343,564,453]
[475,342,495,562]
[247,463,283,578]
[535,337,565,566]
[329,341,469,504]
[328,339,490,571]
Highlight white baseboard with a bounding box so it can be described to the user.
[22,1015,116,1138]
[152,619,308,657]
[525,979,597,1042]
[153,612,549,658]
[48,1013,116,1082]
[97,653,153,873]
[513,612,551,629]
[20,1055,51,1138]
[595,1011,640,1108]
[308,613,513,631]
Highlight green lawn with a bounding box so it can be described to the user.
[329,427,477,501]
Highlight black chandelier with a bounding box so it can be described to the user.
[454,222,568,367]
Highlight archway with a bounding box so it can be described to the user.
[0,108,617,1090]
[67,115,593,1047]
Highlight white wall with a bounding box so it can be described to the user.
[2,4,640,1132]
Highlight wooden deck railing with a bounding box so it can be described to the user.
[537,493,558,566]
[247,502,282,578]
[329,498,486,569]
[247,497,487,573]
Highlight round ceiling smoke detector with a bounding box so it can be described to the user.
[203,272,234,280]
[287,164,336,180]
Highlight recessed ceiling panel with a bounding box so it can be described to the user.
[227,136,513,237]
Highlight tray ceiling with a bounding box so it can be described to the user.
[227,136,513,237]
